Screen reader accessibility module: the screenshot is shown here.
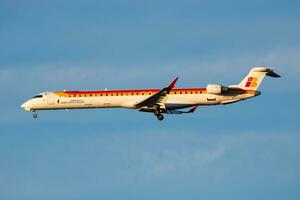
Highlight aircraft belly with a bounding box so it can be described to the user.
[165,94,237,109]
[165,95,199,109]
[165,104,193,110]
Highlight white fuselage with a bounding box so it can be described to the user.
[21,88,259,112]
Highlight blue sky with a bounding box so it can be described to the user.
[0,0,300,199]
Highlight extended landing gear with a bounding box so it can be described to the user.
[33,113,37,118]
[154,110,160,116]
[157,114,164,121]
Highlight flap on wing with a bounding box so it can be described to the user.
[135,77,179,108]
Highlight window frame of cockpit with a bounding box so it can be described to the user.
[32,95,43,99]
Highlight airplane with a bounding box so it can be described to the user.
[21,67,280,121]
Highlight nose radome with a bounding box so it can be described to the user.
[21,101,31,111]
[21,100,34,111]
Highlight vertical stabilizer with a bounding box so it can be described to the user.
[237,67,280,90]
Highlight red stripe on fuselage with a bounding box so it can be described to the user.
[64,88,207,94]
[59,87,252,96]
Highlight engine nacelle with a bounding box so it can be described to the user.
[206,84,228,94]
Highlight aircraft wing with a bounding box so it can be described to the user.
[135,77,179,108]
[187,105,198,113]
[167,106,198,114]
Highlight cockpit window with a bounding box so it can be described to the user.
[32,95,43,98]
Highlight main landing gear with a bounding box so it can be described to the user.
[157,114,164,121]
[154,110,164,121]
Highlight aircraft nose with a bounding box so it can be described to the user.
[21,101,31,111]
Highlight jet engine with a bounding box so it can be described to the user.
[206,84,229,94]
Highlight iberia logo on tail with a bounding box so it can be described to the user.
[245,77,257,87]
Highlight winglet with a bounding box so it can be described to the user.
[188,106,198,113]
[167,77,179,89]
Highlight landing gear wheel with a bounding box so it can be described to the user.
[33,113,37,118]
[154,110,160,116]
[157,114,164,121]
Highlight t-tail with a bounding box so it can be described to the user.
[236,67,280,91]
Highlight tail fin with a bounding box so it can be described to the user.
[237,67,280,90]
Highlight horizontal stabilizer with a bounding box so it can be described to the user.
[266,70,280,77]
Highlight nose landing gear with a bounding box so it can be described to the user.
[33,113,38,118]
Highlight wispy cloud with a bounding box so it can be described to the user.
[144,146,225,177]
[1,129,299,198]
